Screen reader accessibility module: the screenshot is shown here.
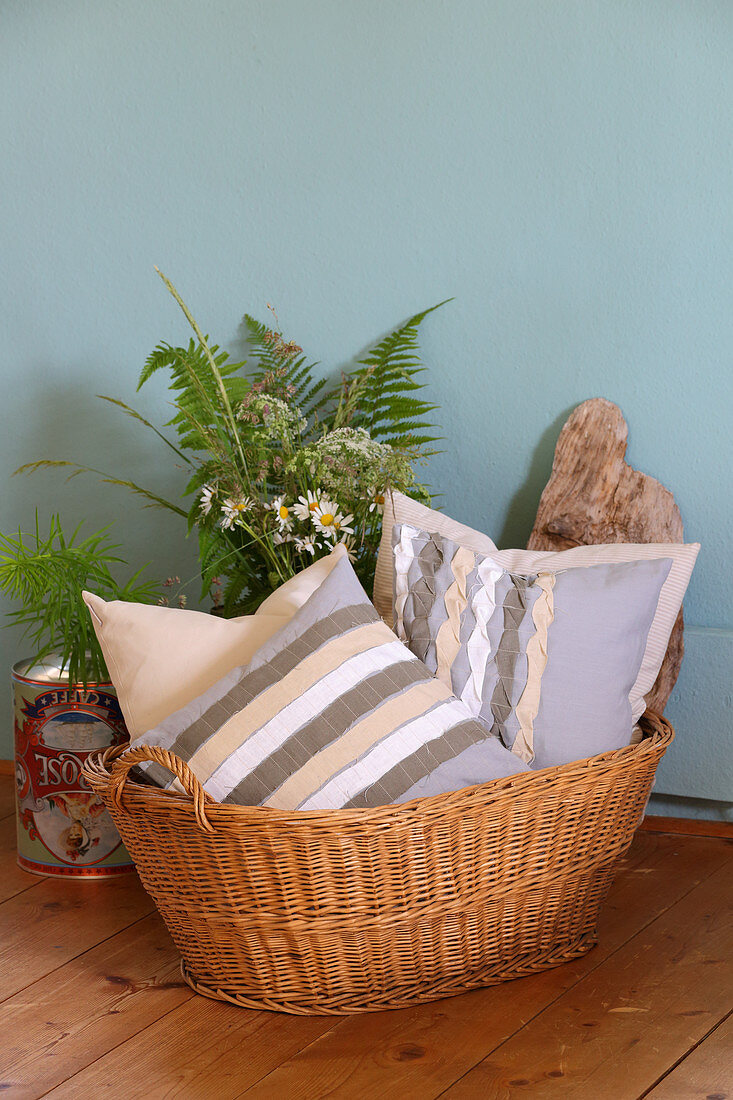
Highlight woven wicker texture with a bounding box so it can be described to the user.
[83,712,673,1015]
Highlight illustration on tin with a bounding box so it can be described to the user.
[14,685,131,872]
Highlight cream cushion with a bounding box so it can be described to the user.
[83,546,348,738]
[83,595,287,738]
[374,490,700,722]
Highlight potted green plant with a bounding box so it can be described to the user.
[0,515,157,877]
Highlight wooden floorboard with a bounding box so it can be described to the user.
[644,1010,733,1098]
[0,775,730,1099]
[0,872,154,1003]
[43,998,339,1099]
[2,912,190,1100]
[0,774,17,820]
[0,816,38,904]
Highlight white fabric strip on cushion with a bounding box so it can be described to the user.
[393,524,417,638]
[460,556,503,713]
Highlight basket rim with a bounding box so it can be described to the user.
[82,711,673,831]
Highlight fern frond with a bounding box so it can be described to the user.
[242,314,282,375]
[150,271,252,481]
[323,300,450,448]
[244,319,327,423]
[198,528,232,593]
[220,570,251,614]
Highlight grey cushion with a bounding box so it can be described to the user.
[393,525,673,769]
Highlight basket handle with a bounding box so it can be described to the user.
[104,743,215,834]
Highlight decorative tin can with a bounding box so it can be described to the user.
[13,656,134,877]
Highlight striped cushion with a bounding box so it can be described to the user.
[138,556,528,809]
[375,490,700,721]
[394,525,677,769]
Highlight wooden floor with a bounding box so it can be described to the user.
[0,775,731,1100]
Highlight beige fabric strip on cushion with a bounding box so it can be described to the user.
[512,573,555,763]
[434,545,476,687]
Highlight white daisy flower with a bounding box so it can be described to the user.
[295,534,318,556]
[221,494,253,529]
[313,503,355,539]
[269,495,293,529]
[273,530,294,546]
[368,491,386,515]
[199,484,217,516]
[310,497,338,529]
[292,489,323,522]
[311,502,338,537]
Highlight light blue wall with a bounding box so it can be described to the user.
[2,1,731,812]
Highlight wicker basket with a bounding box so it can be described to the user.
[82,712,673,1015]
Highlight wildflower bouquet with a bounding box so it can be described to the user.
[198,398,416,610]
[21,272,445,615]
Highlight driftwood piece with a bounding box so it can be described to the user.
[528,398,684,713]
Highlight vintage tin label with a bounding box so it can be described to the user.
[13,660,134,876]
